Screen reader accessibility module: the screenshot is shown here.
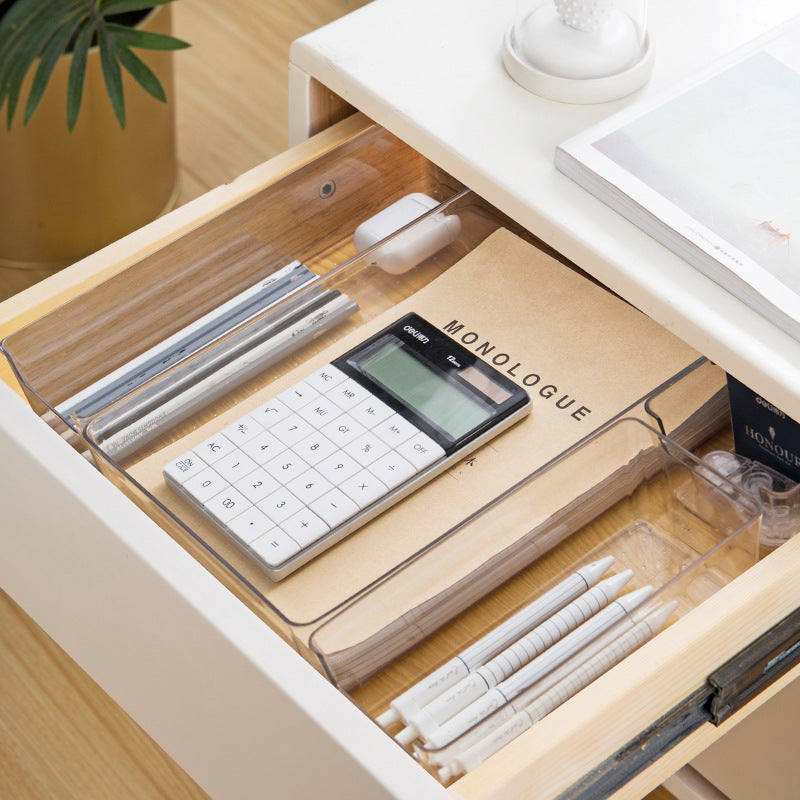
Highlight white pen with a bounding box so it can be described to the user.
[424,601,675,770]
[376,555,615,730]
[437,601,677,782]
[395,569,633,745]
[420,584,654,749]
[425,599,656,767]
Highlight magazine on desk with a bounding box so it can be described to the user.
[555,15,800,342]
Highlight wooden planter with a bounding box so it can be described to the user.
[0,5,178,297]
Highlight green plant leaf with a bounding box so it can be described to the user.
[100,0,174,14]
[116,44,165,102]
[106,23,189,51]
[66,18,94,132]
[2,28,52,127]
[0,2,54,122]
[0,0,58,46]
[97,19,125,128]
[24,11,84,125]
[1,0,187,129]
[0,0,86,128]
[0,0,68,75]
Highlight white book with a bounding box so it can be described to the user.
[555,15,800,341]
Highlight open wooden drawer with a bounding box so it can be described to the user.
[3,114,800,800]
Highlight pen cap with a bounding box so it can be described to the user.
[596,568,634,600]
[614,584,654,613]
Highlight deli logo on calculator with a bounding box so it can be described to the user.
[402,323,430,344]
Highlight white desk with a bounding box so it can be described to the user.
[289,0,800,419]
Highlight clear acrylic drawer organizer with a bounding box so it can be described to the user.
[0,123,772,787]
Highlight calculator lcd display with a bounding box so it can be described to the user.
[357,340,493,439]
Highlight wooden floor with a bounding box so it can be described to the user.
[0,2,677,798]
[172,0,373,205]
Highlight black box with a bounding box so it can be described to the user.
[726,374,800,482]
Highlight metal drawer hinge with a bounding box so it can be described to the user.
[557,606,800,800]
[556,686,713,800]
[708,604,800,725]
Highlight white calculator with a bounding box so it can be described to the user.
[163,313,532,580]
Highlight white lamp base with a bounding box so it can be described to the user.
[502,12,655,104]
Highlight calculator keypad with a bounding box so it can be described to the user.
[164,363,445,575]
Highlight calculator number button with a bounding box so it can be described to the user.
[233,467,281,504]
[205,488,251,524]
[287,469,334,504]
[257,487,305,524]
[271,416,315,447]
[212,450,258,483]
[264,452,310,485]
[294,431,338,466]
[239,431,286,464]
[182,467,227,503]
[315,452,362,484]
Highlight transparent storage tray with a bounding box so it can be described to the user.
[0,124,765,754]
[322,416,761,785]
[1,122,571,653]
[306,374,754,680]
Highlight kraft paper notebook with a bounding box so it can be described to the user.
[123,228,719,683]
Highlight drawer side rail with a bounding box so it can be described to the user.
[556,605,800,800]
